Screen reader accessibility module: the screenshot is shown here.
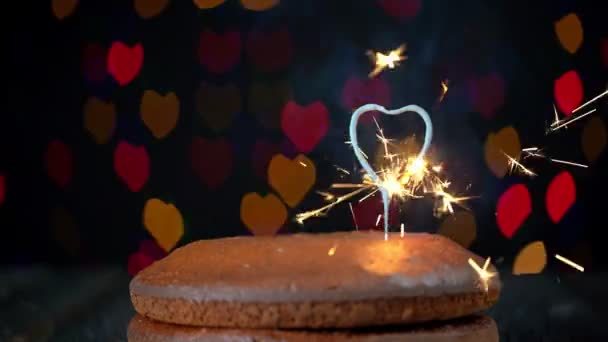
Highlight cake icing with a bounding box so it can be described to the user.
[130,231,500,303]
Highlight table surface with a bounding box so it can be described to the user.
[1,266,607,342]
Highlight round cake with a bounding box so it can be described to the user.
[128,314,499,342]
[129,231,501,329]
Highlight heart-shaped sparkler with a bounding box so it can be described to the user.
[349,104,433,235]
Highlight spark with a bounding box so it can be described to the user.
[328,246,337,256]
[503,152,537,177]
[299,161,307,167]
[439,80,449,102]
[335,165,350,175]
[468,257,496,292]
[548,159,588,168]
[522,148,588,168]
[349,202,359,230]
[375,214,382,226]
[316,191,335,202]
[400,223,405,238]
[572,89,608,113]
[367,44,407,78]
[550,108,597,132]
[555,254,584,272]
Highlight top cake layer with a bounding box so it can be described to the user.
[130,231,500,303]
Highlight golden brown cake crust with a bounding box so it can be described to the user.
[130,231,501,328]
[130,290,498,329]
[127,314,499,342]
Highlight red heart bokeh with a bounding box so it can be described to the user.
[82,43,108,83]
[139,239,167,261]
[198,30,241,74]
[554,70,583,116]
[377,0,421,19]
[127,252,155,276]
[0,174,5,205]
[468,73,505,119]
[601,39,607,67]
[45,139,73,189]
[114,141,150,192]
[246,28,292,72]
[341,76,391,123]
[191,137,233,189]
[107,42,143,86]
[281,101,330,153]
[546,171,576,223]
[352,193,399,230]
[496,184,531,238]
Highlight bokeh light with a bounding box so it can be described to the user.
[581,116,607,163]
[554,70,583,116]
[134,0,170,19]
[198,30,241,74]
[496,184,531,238]
[190,137,234,189]
[438,210,477,248]
[107,42,144,86]
[484,126,521,178]
[281,101,330,153]
[546,171,576,224]
[240,192,287,235]
[45,139,73,189]
[554,13,583,54]
[143,198,184,252]
[195,82,240,132]
[113,141,150,192]
[83,96,116,144]
[513,241,547,275]
[268,154,316,208]
[140,90,180,139]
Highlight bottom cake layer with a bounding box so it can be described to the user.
[127,314,499,342]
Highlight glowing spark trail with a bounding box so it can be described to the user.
[555,254,584,272]
[550,108,597,131]
[522,147,588,168]
[400,223,405,238]
[367,44,407,78]
[328,246,337,256]
[468,257,496,292]
[503,152,536,177]
[349,202,358,230]
[572,89,608,113]
[439,80,449,103]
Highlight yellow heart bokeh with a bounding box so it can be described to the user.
[135,0,170,18]
[193,0,226,9]
[268,154,315,208]
[195,82,240,132]
[484,126,521,178]
[52,0,78,20]
[513,241,547,275]
[554,13,583,54]
[83,96,116,144]
[240,192,287,236]
[140,90,180,139]
[240,0,279,11]
[143,198,184,252]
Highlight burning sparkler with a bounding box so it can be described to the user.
[468,257,497,292]
[296,103,472,239]
[367,44,407,78]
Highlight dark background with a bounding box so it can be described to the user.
[2,0,608,340]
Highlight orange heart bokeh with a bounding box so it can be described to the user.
[193,0,226,9]
[140,90,180,139]
[143,198,184,252]
[240,192,287,236]
[268,154,315,208]
[484,126,521,178]
[83,96,116,144]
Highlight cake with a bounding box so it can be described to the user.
[128,231,501,341]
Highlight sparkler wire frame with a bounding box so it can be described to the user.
[349,104,433,235]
